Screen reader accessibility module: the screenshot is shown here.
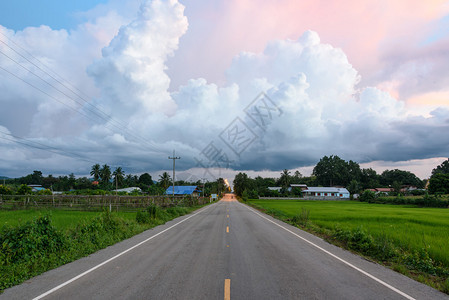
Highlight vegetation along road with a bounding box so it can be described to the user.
[2,194,447,299]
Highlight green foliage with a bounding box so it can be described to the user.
[0,215,66,267]
[158,172,171,190]
[233,172,249,197]
[380,169,424,188]
[90,164,101,181]
[136,205,191,224]
[347,180,361,198]
[428,173,449,194]
[405,248,437,275]
[291,208,310,226]
[367,194,448,208]
[241,189,249,202]
[147,185,165,195]
[359,190,376,202]
[0,207,197,292]
[37,189,52,195]
[100,164,112,188]
[16,184,32,195]
[0,185,12,195]
[138,173,153,186]
[313,155,362,187]
[432,159,449,176]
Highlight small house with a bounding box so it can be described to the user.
[302,187,350,199]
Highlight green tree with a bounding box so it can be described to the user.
[233,172,249,197]
[0,185,12,195]
[428,173,449,194]
[392,181,402,195]
[347,180,361,199]
[112,167,125,188]
[159,172,171,190]
[360,168,380,189]
[100,164,112,188]
[278,169,291,194]
[313,155,360,186]
[90,164,101,181]
[431,159,449,175]
[380,169,424,188]
[17,184,32,195]
[139,173,153,186]
[148,185,166,195]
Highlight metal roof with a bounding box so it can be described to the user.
[303,187,349,193]
[165,186,200,195]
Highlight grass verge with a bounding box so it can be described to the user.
[247,199,449,294]
[0,205,201,293]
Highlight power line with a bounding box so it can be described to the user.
[0,34,164,153]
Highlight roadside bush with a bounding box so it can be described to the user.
[136,210,150,224]
[291,208,310,227]
[0,216,65,265]
[405,248,436,275]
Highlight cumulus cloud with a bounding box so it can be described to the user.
[1,0,448,179]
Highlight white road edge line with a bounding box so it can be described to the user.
[243,204,416,300]
[33,204,214,300]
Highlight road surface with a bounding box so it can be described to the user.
[2,194,447,299]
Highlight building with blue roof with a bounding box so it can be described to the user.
[165,186,201,196]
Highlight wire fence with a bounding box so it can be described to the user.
[0,194,212,212]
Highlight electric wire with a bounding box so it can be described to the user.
[0,33,164,153]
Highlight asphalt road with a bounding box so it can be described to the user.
[2,194,448,299]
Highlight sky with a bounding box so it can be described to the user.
[0,0,448,182]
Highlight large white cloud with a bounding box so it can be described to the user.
[0,0,448,179]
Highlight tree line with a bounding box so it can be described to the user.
[0,164,230,197]
[233,155,449,198]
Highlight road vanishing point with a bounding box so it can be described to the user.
[2,194,448,300]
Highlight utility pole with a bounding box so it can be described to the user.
[168,150,180,203]
[201,177,207,199]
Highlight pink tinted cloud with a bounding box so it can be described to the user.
[170,0,448,92]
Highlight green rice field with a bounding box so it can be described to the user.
[249,199,449,268]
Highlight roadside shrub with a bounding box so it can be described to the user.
[0,215,65,265]
[291,208,310,227]
[136,210,150,224]
[405,248,436,275]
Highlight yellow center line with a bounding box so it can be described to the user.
[227,215,229,218]
[226,226,229,233]
[224,279,231,300]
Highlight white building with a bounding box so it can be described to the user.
[302,187,350,199]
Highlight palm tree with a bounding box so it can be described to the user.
[159,172,171,190]
[100,164,111,187]
[113,167,125,189]
[279,169,291,193]
[90,164,101,181]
